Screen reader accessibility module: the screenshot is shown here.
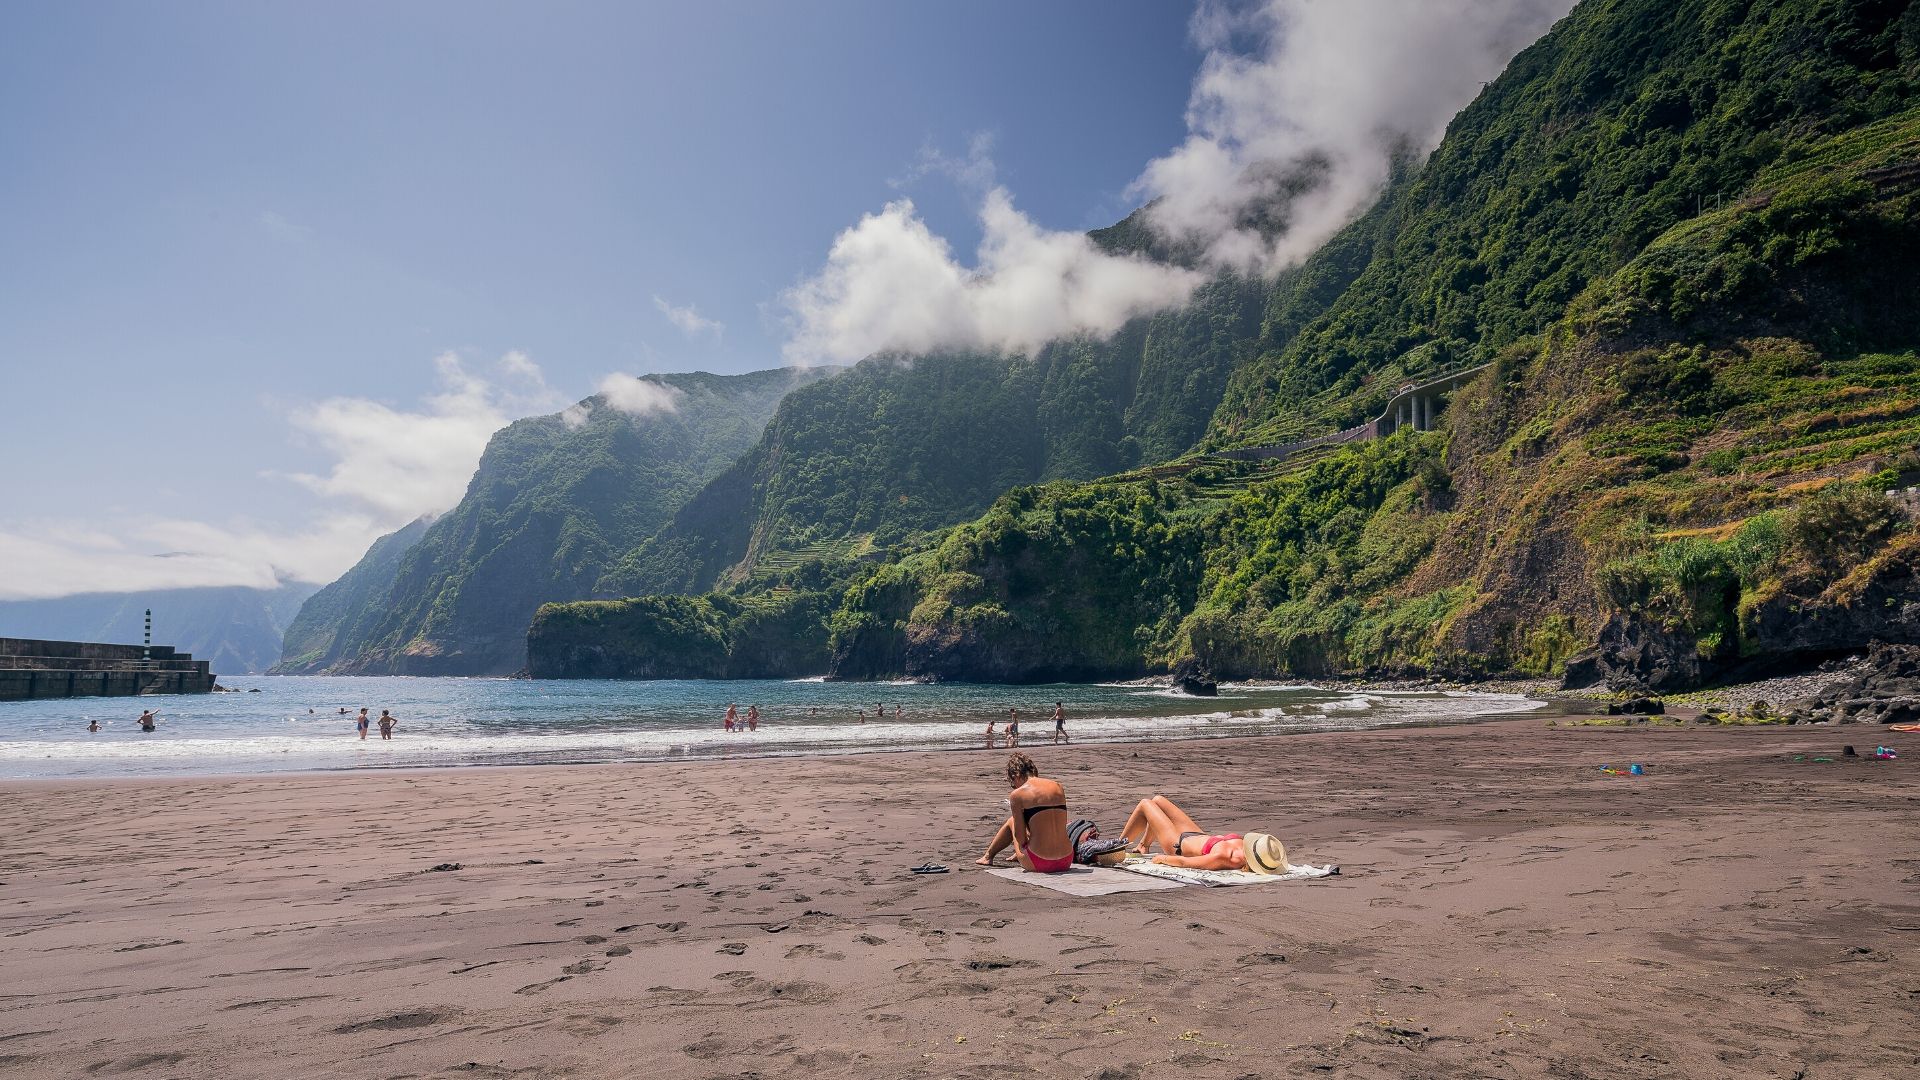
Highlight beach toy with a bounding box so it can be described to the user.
[1873,746,1897,760]
[1629,764,1644,776]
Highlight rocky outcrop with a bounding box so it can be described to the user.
[1170,657,1218,696]
[1742,537,1920,659]
[1794,643,1920,724]
[1562,614,1707,694]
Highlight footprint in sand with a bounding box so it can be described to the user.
[83,1052,187,1074]
[332,1010,448,1034]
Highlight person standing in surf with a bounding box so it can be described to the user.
[1051,701,1068,744]
[746,704,759,732]
[1006,707,1020,748]
[356,708,370,740]
[725,703,738,733]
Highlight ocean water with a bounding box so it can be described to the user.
[0,675,1545,780]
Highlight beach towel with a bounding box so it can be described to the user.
[984,865,1186,896]
[1113,856,1338,888]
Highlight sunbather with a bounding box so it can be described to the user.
[1119,795,1290,874]
[975,752,1075,873]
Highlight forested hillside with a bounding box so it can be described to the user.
[596,272,1269,599]
[271,517,430,673]
[280,367,834,675]
[537,0,1920,688]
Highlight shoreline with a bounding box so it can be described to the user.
[0,699,1586,788]
[5,717,1914,1077]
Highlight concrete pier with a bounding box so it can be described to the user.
[0,638,215,701]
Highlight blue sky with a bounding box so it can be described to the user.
[0,0,1572,598]
[0,1,1195,592]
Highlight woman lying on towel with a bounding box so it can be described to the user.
[975,752,1077,873]
[1120,795,1291,875]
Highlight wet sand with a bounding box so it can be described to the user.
[2,718,1915,1079]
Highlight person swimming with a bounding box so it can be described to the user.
[1119,795,1290,875]
[974,752,1076,873]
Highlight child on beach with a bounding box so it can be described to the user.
[378,710,396,740]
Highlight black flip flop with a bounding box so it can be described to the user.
[909,863,950,875]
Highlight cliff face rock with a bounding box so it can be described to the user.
[272,518,429,674]
[1562,614,1708,693]
[1743,535,1920,659]
[285,367,834,676]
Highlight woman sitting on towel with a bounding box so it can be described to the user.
[1120,795,1290,875]
[975,752,1076,873]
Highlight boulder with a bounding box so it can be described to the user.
[1608,696,1666,715]
[1797,643,1920,723]
[1562,614,1705,694]
[1171,657,1218,697]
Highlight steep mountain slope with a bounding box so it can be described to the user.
[595,272,1269,599]
[823,0,1920,686]
[270,517,430,673]
[1219,0,1920,445]
[0,583,319,675]
[299,367,834,675]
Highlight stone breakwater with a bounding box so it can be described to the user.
[0,637,214,701]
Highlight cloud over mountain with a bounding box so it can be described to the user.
[782,0,1573,364]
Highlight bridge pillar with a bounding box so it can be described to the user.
[1420,395,1432,431]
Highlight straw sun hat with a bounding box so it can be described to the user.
[1241,832,1291,875]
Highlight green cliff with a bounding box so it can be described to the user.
[283,367,834,675]
[825,0,1920,686]
[271,517,430,673]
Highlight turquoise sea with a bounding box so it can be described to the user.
[0,675,1545,780]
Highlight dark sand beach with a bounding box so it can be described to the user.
[3,717,1915,1078]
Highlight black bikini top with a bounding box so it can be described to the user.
[1020,803,1066,826]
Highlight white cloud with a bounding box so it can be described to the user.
[283,351,564,519]
[781,188,1205,365]
[889,131,1000,194]
[652,295,724,339]
[1133,0,1575,272]
[258,209,313,242]
[780,0,1572,362]
[0,515,397,601]
[0,351,568,601]
[596,373,684,417]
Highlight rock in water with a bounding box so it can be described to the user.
[1171,657,1218,696]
